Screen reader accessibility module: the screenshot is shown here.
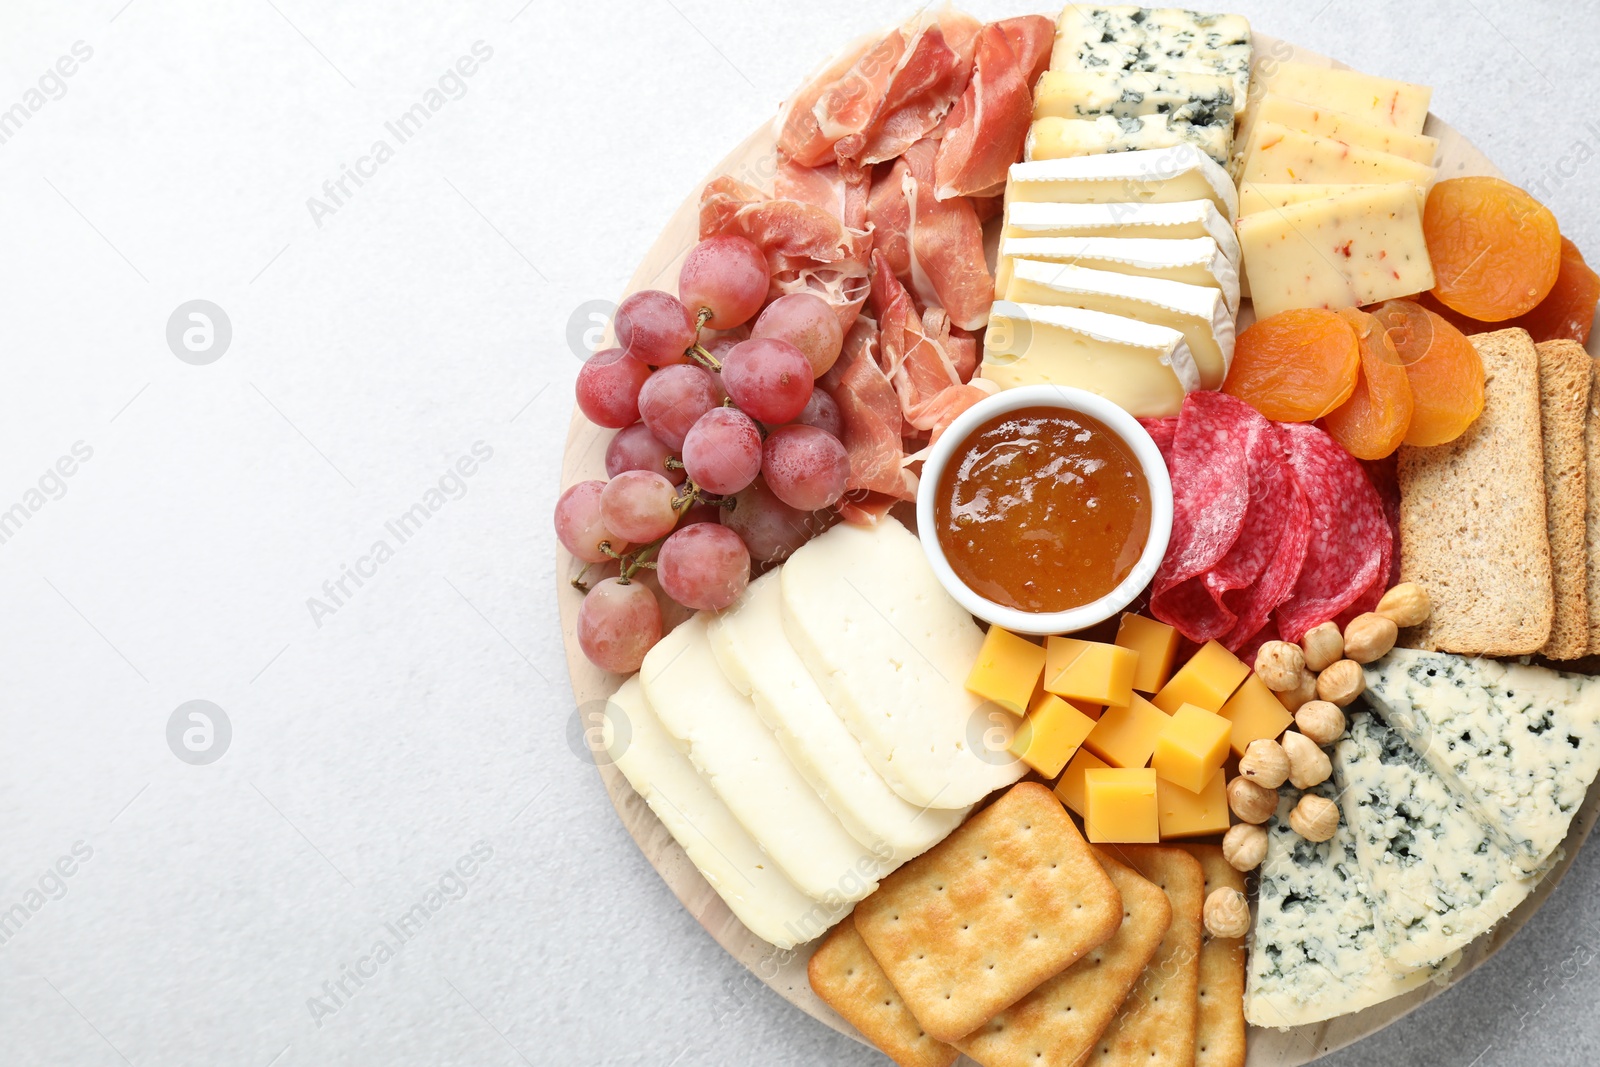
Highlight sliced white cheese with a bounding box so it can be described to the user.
[1027,114,1231,169]
[640,614,889,901]
[604,678,840,949]
[706,572,968,863]
[1052,5,1253,111]
[1244,93,1438,165]
[980,299,1199,417]
[1361,648,1600,873]
[1251,59,1431,135]
[1237,183,1435,321]
[1002,199,1241,264]
[1238,181,1426,219]
[1242,122,1437,188]
[779,517,1025,809]
[1003,259,1234,389]
[998,235,1239,314]
[1334,710,1546,971]
[1006,145,1238,221]
[1033,68,1235,126]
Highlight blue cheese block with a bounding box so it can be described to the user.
[1362,649,1600,873]
[1050,6,1253,114]
[1334,711,1547,971]
[1245,785,1457,1029]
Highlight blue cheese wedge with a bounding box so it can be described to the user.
[1334,710,1546,971]
[1027,113,1231,168]
[1245,785,1457,1029]
[1033,68,1235,127]
[1361,648,1600,873]
[1051,6,1252,114]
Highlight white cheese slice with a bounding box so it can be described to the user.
[1334,710,1547,971]
[640,614,889,901]
[1003,259,1234,389]
[1251,59,1431,135]
[1002,199,1240,264]
[1246,785,1458,1029]
[1242,122,1437,188]
[1027,114,1231,169]
[779,517,1025,809]
[980,300,1199,418]
[603,678,841,949]
[1052,5,1252,111]
[998,235,1239,315]
[1033,68,1235,126]
[1238,181,1426,219]
[1237,183,1435,321]
[1244,93,1438,165]
[1361,648,1600,873]
[706,571,969,863]
[1006,145,1238,220]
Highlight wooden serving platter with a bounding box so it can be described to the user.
[557,31,1600,1066]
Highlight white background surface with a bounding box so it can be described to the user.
[2,1,1598,1065]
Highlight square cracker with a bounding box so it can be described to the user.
[1536,339,1592,659]
[954,848,1173,1067]
[853,782,1123,1042]
[1074,845,1204,1067]
[808,916,958,1067]
[1177,844,1247,1067]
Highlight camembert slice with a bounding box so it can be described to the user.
[998,235,1239,314]
[1002,199,1241,263]
[1006,145,1238,220]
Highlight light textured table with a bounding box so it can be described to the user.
[1,2,1596,1066]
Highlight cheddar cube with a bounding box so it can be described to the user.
[1083,694,1170,769]
[1152,640,1250,714]
[1084,767,1160,843]
[1044,638,1138,708]
[1115,613,1181,693]
[1152,703,1233,793]
[1031,687,1102,721]
[1054,748,1109,817]
[1009,695,1097,778]
[966,626,1046,717]
[1157,770,1230,838]
[1217,674,1294,758]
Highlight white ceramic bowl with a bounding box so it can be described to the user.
[916,385,1174,637]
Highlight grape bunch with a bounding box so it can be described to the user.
[557,235,852,673]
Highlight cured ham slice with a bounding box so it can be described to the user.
[870,250,984,433]
[776,31,884,167]
[866,158,913,276]
[856,9,981,165]
[820,316,915,501]
[776,154,870,230]
[934,16,1052,200]
[699,176,872,333]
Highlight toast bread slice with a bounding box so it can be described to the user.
[1536,339,1592,658]
[1588,353,1600,655]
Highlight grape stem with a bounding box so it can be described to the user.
[570,561,594,592]
[694,306,714,330]
[685,344,721,372]
[619,538,664,582]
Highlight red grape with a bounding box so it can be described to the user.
[575,347,652,428]
[751,293,843,378]
[615,290,696,366]
[792,387,843,439]
[720,479,827,563]
[762,424,850,510]
[682,406,763,495]
[721,338,813,424]
[578,577,662,673]
[638,364,721,450]
[678,502,724,527]
[605,423,685,485]
[599,470,681,543]
[554,480,629,563]
[657,523,750,611]
[679,236,768,329]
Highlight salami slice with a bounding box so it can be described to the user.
[1139,416,1177,464]
[1272,422,1393,643]
[1213,419,1311,650]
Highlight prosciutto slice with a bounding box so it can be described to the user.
[775,31,886,167]
[855,8,981,166]
[819,315,914,501]
[869,250,986,433]
[934,16,1052,200]
[775,153,870,230]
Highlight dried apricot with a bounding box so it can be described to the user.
[1223,308,1359,422]
[1320,308,1414,459]
[1506,237,1599,344]
[1424,176,1560,322]
[1370,299,1485,447]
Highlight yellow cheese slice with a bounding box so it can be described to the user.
[1243,93,1438,165]
[1252,59,1432,135]
[1242,122,1436,188]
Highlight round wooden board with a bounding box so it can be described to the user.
[557,30,1600,1065]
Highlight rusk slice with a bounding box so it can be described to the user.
[1397,328,1553,655]
[1536,339,1592,658]
[1590,353,1600,654]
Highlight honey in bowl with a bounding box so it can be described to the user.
[933,405,1153,614]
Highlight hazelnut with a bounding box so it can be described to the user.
[1289,793,1340,842]
[1223,822,1268,871]
[1376,582,1432,628]
[1300,621,1344,672]
[1343,613,1398,664]
[1227,775,1278,824]
[1239,738,1290,789]
[1274,667,1318,712]
[1281,730,1332,789]
[1295,700,1347,747]
[1254,641,1307,692]
[1315,659,1366,707]
[1204,886,1251,939]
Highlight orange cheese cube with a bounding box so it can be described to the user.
[1044,638,1138,708]
[1157,770,1230,838]
[1054,748,1109,817]
[1009,694,1097,778]
[1083,694,1170,768]
[1217,674,1295,757]
[1115,613,1181,693]
[1031,687,1102,721]
[1084,767,1160,843]
[1152,640,1250,714]
[1152,703,1234,793]
[966,626,1046,717]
